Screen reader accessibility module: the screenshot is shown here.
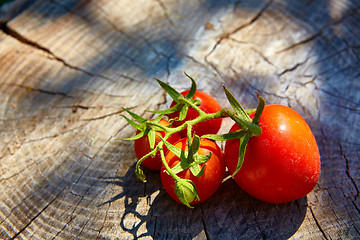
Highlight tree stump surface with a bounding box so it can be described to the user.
[0,0,359,239]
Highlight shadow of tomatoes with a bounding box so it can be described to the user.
[101,163,307,239]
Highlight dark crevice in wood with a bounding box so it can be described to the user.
[278,63,303,76]
[315,84,359,108]
[203,1,275,82]
[0,24,115,82]
[222,0,274,39]
[3,83,73,98]
[278,54,311,76]
[0,169,25,184]
[204,57,223,82]
[1,23,52,54]
[155,0,174,26]
[278,5,360,54]
[95,203,110,238]
[309,206,329,240]
[276,32,321,53]
[330,102,360,114]
[247,197,264,238]
[250,47,278,69]
[28,87,70,97]
[76,147,95,160]
[51,195,83,240]
[80,109,125,121]
[354,225,360,236]
[10,188,66,240]
[339,144,359,201]
[205,0,274,61]
[51,0,159,73]
[352,201,360,216]
[200,207,210,240]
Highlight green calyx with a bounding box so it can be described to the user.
[161,135,211,178]
[117,72,265,207]
[174,178,199,208]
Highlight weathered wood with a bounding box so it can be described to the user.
[0,0,359,239]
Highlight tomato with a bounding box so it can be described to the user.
[168,90,222,137]
[134,119,181,171]
[161,138,225,205]
[224,104,321,204]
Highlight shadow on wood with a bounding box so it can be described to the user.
[101,163,307,239]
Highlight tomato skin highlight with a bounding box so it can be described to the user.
[161,138,225,205]
[225,104,321,204]
[134,119,181,171]
[168,90,222,137]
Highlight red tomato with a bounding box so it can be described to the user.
[134,119,181,171]
[161,138,225,205]
[225,104,321,204]
[168,90,222,137]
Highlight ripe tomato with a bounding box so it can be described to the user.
[161,138,225,205]
[134,119,181,171]
[225,104,321,204]
[168,90,222,137]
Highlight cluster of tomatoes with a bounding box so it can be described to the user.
[127,78,321,207]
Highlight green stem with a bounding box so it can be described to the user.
[155,106,261,139]
[178,97,205,116]
[159,145,181,181]
[186,123,192,146]
[136,94,264,186]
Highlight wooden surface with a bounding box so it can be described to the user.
[0,0,359,239]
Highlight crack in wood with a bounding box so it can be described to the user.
[276,32,321,54]
[200,206,210,240]
[247,197,264,238]
[53,165,111,239]
[339,144,359,201]
[0,24,115,82]
[10,187,66,239]
[95,203,110,238]
[51,144,114,238]
[2,83,73,98]
[0,168,25,184]
[155,0,175,26]
[309,206,329,240]
[205,0,274,60]
[250,46,278,69]
[352,200,360,217]
[52,0,168,75]
[0,149,75,231]
[278,5,360,54]
[51,195,83,240]
[330,102,360,114]
[278,59,308,76]
[71,0,174,65]
[79,109,125,121]
[316,84,360,108]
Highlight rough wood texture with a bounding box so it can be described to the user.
[0,0,359,239]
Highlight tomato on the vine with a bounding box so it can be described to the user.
[225,104,321,204]
[161,137,225,205]
[168,90,222,137]
[134,119,181,171]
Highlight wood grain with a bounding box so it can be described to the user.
[0,0,359,239]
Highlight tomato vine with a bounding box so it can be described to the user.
[117,72,265,207]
